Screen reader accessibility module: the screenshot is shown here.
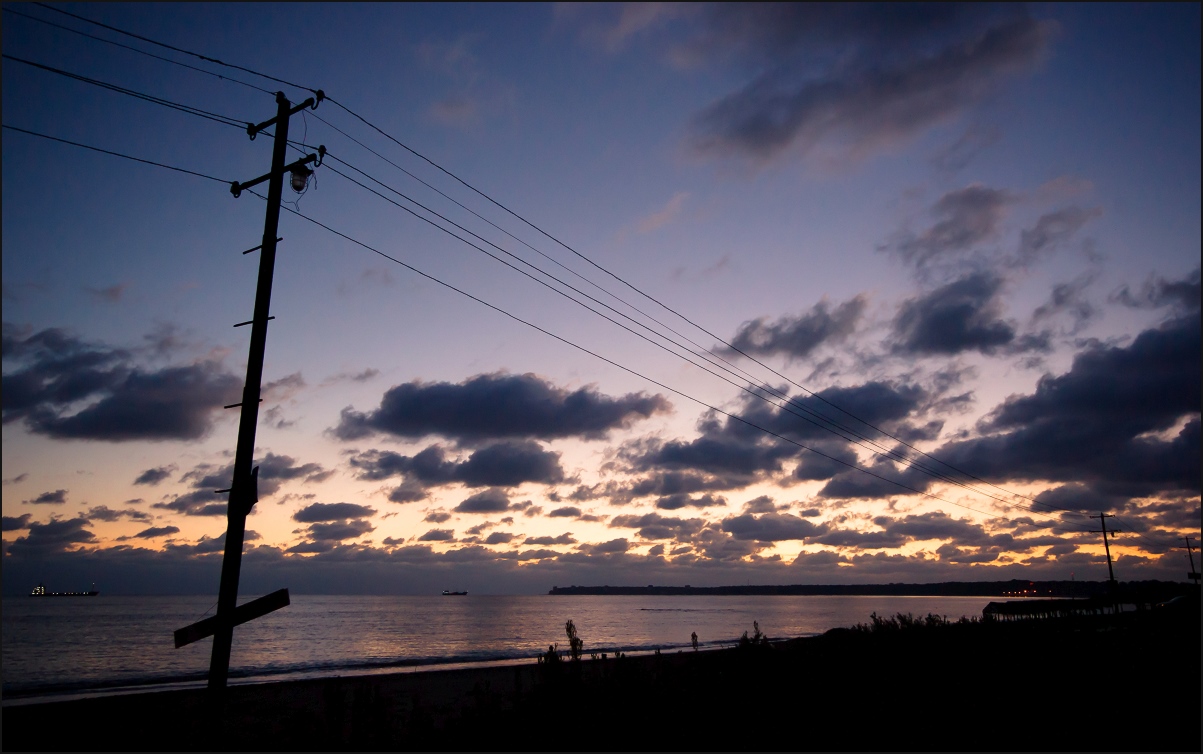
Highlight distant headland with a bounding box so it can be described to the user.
[548,579,1184,598]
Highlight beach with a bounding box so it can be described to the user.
[4,601,1198,751]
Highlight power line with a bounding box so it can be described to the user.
[19,0,1104,523]
[3,54,247,130]
[3,6,275,95]
[31,2,319,96]
[2,124,232,184]
[261,190,1031,527]
[311,147,1090,530]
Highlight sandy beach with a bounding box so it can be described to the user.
[4,602,1198,751]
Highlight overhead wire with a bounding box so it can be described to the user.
[3,54,247,131]
[31,2,319,97]
[296,144,1095,531]
[2,124,232,184]
[259,188,1034,526]
[17,0,1082,522]
[2,6,275,95]
[10,7,1181,550]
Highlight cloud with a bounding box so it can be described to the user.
[893,185,1012,268]
[134,465,176,486]
[1111,268,1201,315]
[155,453,332,516]
[424,511,452,523]
[5,517,96,557]
[926,313,1201,496]
[3,513,32,531]
[891,272,1029,356]
[334,372,670,443]
[418,528,455,542]
[637,192,689,233]
[25,489,67,505]
[656,493,727,510]
[2,324,242,442]
[454,488,512,514]
[930,124,1001,172]
[548,506,582,518]
[3,472,29,485]
[127,525,180,539]
[1031,274,1097,332]
[305,519,374,543]
[726,296,866,360]
[84,505,151,523]
[85,283,127,303]
[722,512,824,541]
[292,502,377,523]
[687,11,1054,164]
[523,533,577,546]
[610,512,706,541]
[351,441,566,492]
[1016,206,1101,266]
[484,532,516,545]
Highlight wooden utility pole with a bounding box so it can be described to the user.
[1183,536,1200,583]
[173,91,324,691]
[1090,512,1119,594]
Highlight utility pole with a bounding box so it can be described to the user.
[1090,512,1120,602]
[1183,536,1200,583]
[172,90,324,691]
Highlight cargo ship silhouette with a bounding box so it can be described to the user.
[30,583,99,597]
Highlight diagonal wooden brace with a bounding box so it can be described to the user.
[174,588,290,648]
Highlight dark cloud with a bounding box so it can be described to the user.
[656,493,727,510]
[1031,274,1097,332]
[334,372,669,443]
[128,525,180,539]
[578,538,630,554]
[423,511,452,523]
[742,495,778,513]
[548,506,582,518]
[924,314,1200,497]
[454,488,512,514]
[894,185,1012,268]
[134,465,176,486]
[84,505,151,523]
[523,533,577,546]
[686,8,1053,164]
[156,453,332,516]
[722,512,823,541]
[26,489,67,505]
[2,321,240,441]
[3,513,32,531]
[1016,206,1101,266]
[352,441,565,491]
[305,519,374,543]
[418,529,455,542]
[726,296,866,360]
[292,502,377,523]
[3,472,30,485]
[1111,268,1201,315]
[610,512,706,541]
[892,272,1034,356]
[5,517,96,557]
[484,532,516,545]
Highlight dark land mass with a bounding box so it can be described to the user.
[549,579,1188,599]
[3,595,1198,751]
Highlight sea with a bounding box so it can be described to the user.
[2,593,993,701]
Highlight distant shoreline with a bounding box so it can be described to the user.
[548,578,1186,598]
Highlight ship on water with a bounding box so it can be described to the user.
[30,583,99,597]
[441,590,467,596]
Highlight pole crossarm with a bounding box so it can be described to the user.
[245,93,322,139]
[175,589,290,648]
[231,148,324,198]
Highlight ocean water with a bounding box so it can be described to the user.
[2,594,992,699]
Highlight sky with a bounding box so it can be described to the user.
[2,3,1199,595]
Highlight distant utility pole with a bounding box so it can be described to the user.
[1182,536,1200,583]
[1090,512,1120,593]
[172,90,324,691]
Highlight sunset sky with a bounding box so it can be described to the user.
[3,3,1199,595]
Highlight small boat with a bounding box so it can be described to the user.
[441,590,468,596]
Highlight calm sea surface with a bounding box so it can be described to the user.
[2,594,992,699]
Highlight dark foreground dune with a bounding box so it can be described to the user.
[4,603,1198,751]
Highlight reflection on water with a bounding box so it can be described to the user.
[2,594,990,697]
